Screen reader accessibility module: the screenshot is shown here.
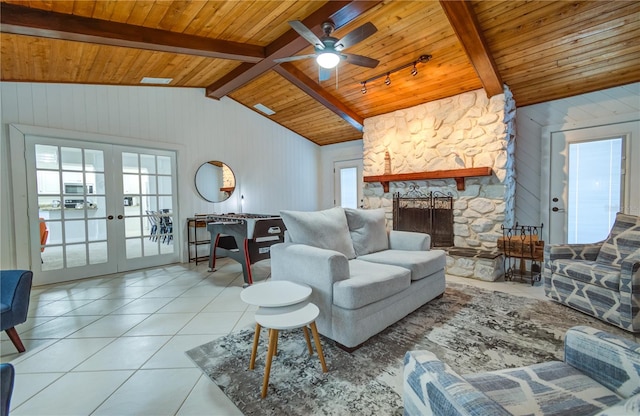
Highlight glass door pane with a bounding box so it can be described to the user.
[121,151,176,261]
[567,138,623,243]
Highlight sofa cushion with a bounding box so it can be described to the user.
[357,249,446,281]
[551,259,621,290]
[344,208,389,256]
[596,212,640,267]
[332,259,410,309]
[280,207,356,260]
[594,393,640,416]
[465,361,622,416]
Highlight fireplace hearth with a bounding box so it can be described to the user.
[393,187,453,247]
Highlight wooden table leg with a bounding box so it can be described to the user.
[302,326,313,355]
[262,328,278,398]
[310,322,328,373]
[249,323,261,370]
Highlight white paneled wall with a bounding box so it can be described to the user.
[0,83,320,267]
[515,82,640,227]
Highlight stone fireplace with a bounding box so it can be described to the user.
[361,88,516,280]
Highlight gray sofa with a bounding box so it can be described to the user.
[270,207,446,349]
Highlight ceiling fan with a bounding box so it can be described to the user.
[275,20,380,81]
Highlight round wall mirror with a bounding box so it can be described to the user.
[195,161,236,203]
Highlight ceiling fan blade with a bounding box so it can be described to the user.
[289,20,325,49]
[343,53,379,68]
[319,67,331,82]
[273,54,317,64]
[335,22,377,51]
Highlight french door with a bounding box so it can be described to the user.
[26,136,179,284]
[548,121,637,244]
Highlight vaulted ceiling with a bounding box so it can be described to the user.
[2,1,639,146]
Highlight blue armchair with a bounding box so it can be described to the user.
[0,363,14,416]
[1,270,33,353]
[404,326,640,415]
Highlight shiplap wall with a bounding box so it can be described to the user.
[0,83,320,267]
[515,82,640,227]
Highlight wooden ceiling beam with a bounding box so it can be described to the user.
[206,1,381,99]
[275,63,363,132]
[0,3,265,62]
[439,0,503,97]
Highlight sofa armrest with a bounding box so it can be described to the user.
[403,351,510,416]
[564,326,640,399]
[389,230,430,251]
[270,242,349,301]
[619,248,640,331]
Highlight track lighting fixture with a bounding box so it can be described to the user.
[358,54,431,93]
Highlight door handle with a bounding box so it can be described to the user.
[107,215,114,220]
[117,215,124,220]
[552,207,565,212]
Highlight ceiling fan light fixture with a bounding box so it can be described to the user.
[361,81,367,94]
[385,73,391,86]
[411,63,418,76]
[316,51,340,69]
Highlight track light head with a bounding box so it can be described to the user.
[384,73,391,85]
[361,81,367,94]
[411,63,418,76]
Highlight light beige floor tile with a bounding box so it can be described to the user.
[0,338,58,364]
[100,285,155,299]
[142,334,219,369]
[63,298,134,316]
[179,312,243,335]
[111,297,173,314]
[234,311,259,332]
[201,288,245,312]
[125,313,197,336]
[140,284,190,298]
[11,370,133,416]
[20,315,102,339]
[9,372,64,410]
[14,337,114,373]
[179,282,226,298]
[74,336,170,371]
[29,299,95,317]
[176,374,243,416]
[157,296,213,313]
[63,286,118,300]
[67,314,149,338]
[91,368,201,416]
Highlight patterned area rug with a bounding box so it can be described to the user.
[186,283,634,416]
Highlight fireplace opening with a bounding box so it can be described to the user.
[393,186,453,247]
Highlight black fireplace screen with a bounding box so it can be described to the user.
[393,186,454,247]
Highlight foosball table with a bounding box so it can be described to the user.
[206,213,286,286]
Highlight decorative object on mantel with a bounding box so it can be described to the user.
[384,150,392,175]
[364,167,493,192]
[186,283,635,416]
[359,54,432,94]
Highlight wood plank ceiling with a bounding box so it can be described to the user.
[1,1,639,146]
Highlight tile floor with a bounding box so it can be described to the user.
[0,260,574,415]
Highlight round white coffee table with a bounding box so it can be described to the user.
[241,281,327,398]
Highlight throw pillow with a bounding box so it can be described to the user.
[595,212,640,267]
[280,207,356,259]
[344,208,389,256]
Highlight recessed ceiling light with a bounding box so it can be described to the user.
[253,103,276,116]
[140,77,173,85]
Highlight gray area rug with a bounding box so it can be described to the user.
[186,283,634,416]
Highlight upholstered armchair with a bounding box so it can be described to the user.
[403,326,640,416]
[0,363,14,416]
[544,212,640,332]
[1,270,34,352]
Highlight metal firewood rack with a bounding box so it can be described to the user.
[498,223,544,285]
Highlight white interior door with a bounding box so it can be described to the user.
[26,137,178,284]
[548,121,638,244]
[334,159,363,208]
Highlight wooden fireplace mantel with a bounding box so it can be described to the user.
[363,167,493,192]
